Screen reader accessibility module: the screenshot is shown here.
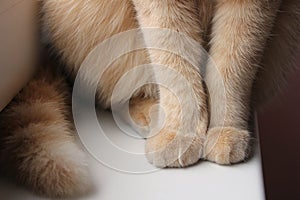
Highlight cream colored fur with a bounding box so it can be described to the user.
[0,0,299,198]
[204,0,282,163]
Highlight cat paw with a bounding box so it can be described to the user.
[145,130,203,168]
[203,127,251,165]
[129,97,157,127]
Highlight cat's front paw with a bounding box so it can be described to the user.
[204,127,251,165]
[145,130,204,168]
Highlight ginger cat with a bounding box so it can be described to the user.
[0,0,299,198]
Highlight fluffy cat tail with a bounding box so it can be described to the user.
[0,67,92,198]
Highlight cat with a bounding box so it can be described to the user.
[0,0,299,198]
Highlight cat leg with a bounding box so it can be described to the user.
[42,0,164,168]
[253,0,300,106]
[43,0,207,167]
[132,0,208,167]
[0,68,91,198]
[204,0,281,164]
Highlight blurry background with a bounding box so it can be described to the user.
[258,57,300,200]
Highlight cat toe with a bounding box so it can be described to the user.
[204,127,251,165]
[145,130,204,168]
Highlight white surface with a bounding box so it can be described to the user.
[0,111,265,200]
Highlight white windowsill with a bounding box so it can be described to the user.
[0,110,265,200]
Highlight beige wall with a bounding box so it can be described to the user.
[0,0,39,111]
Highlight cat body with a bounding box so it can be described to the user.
[0,0,299,198]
